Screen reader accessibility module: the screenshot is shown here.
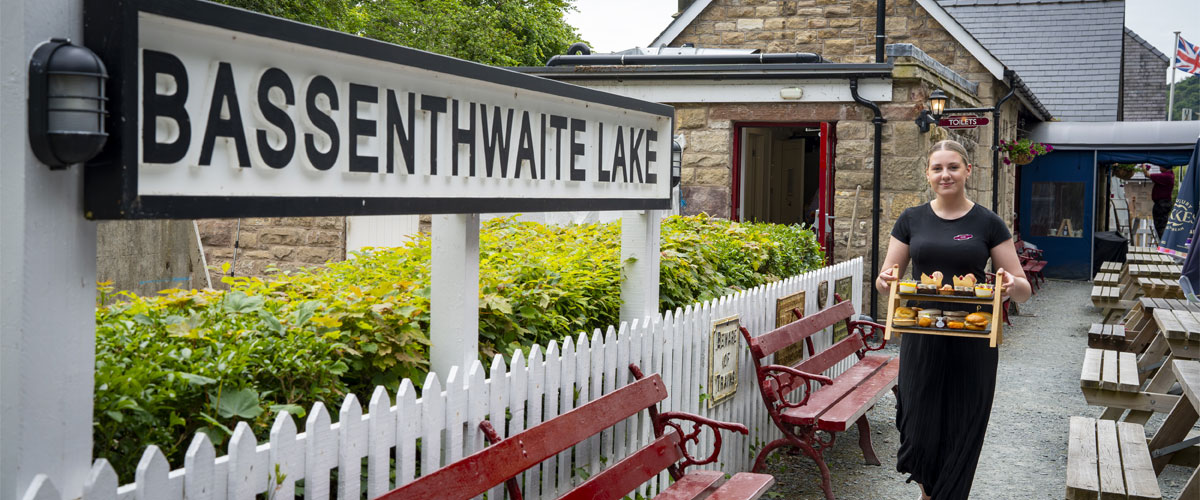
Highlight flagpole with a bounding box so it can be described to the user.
[1169,31,1180,121]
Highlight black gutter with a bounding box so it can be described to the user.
[545,52,825,66]
[850,77,887,319]
[519,64,892,81]
[991,69,1017,213]
[876,0,886,63]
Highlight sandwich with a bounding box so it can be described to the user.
[965,312,990,331]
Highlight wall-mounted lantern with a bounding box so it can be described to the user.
[915,89,949,133]
[28,38,109,169]
[671,140,682,187]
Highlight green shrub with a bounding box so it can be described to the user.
[94,215,822,480]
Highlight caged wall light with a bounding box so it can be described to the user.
[27,38,109,169]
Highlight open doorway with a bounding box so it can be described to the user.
[733,122,833,258]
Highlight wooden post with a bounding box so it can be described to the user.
[430,214,481,379]
[1,1,98,497]
[620,210,662,325]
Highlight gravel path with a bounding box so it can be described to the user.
[765,279,1196,499]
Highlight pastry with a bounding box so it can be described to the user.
[974,284,994,298]
[898,280,917,294]
[947,320,965,329]
[918,284,938,295]
[965,312,990,331]
[954,286,974,296]
[918,316,933,327]
[894,307,916,320]
[920,271,944,286]
[938,284,955,295]
[952,274,977,288]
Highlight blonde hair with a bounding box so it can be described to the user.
[927,140,971,167]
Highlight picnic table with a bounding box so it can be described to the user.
[1136,278,1183,299]
[1127,252,1174,265]
[1146,359,1199,498]
[1092,264,1184,323]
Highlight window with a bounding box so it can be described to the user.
[1030,181,1085,237]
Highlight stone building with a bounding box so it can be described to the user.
[522,0,1051,313]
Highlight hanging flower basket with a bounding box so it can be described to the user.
[1011,152,1034,165]
[1112,164,1138,180]
[999,138,1052,166]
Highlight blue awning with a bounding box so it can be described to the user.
[1097,150,1194,166]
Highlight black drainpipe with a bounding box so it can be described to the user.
[876,0,886,63]
[991,69,1017,213]
[850,78,886,319]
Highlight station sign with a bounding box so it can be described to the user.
[82,0,673,219]
[708,316,741,408]
[938,116,989,129]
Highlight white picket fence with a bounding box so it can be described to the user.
[23,258,865,500]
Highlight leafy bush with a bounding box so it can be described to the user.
[94,286,350,481]
[94,215,822,480]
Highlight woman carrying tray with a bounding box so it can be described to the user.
[875,139,1032,500]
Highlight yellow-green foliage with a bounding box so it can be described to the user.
[94,215,822,479]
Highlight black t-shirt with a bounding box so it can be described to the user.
[891,202,1011,286]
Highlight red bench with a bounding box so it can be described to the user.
[740,299,898,500]
[376,363,775,500]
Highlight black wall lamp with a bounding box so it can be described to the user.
[915,89,948,133]
[28,38,109,169]
[671,140,682,187]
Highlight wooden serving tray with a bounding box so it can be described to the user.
[883,266,1006,347]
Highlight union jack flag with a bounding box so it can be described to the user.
[1176,36,1200,74]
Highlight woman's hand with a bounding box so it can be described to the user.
[876,266,898,293]
[996,267,1016,298]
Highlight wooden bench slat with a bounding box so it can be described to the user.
[795,334,868,381]
[651,470,726,500]
[1117,421,1162,500]
[1118,352,1140,392]
[703,473,777,500]
[751,300,855,358]
[816,357,900,432]
[560,432,685,500]
[1101,350,1119,391]
[1067,416,1100,498]
[784,355,890,426]
[1096,419,1127,497]
[1081,349,1103,389]
[379,374,668,500]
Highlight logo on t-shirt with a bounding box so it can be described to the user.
[953,234,974,241]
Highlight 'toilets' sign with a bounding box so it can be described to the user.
[83,0,673,219]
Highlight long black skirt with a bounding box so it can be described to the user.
[895,330,998,500]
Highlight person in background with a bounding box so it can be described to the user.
[1144,164,1175,239]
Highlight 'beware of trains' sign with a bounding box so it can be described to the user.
[83,0,673,219]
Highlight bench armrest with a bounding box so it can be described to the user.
[850,320,888,351]
[758,364,833,410]
[655,411,748,476]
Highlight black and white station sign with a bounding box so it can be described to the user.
[83,0,673,219]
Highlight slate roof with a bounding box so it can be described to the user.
[935,0,1125,121]
[1125,27,1169,63]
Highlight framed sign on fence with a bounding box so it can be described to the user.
[832,277,854,342]
[82,0,673,219]
[708,316,741,408]
[773,291,806,367]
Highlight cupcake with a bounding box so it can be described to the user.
[898,280,917,294]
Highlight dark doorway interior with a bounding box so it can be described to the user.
[739,126,822,226]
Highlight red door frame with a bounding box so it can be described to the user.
[731,121,834,260]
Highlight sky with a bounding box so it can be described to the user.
[565,0,1199,83]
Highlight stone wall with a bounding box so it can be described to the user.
[197,217,346,284]
[1122,31,1168,121]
